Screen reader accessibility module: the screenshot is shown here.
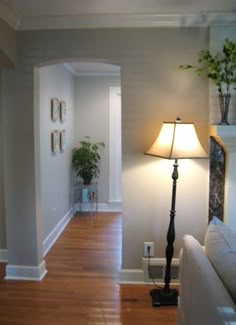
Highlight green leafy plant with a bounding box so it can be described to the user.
[72,136,105,184]
[179,38,236,96]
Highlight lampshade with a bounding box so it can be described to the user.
[145,118,208,159]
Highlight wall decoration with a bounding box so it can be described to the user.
[60,130,66,151]
[51,98,60,121]
[60,100,66,122]
[51,130,59,153]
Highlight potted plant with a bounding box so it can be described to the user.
[72,136,105,184]
[179,38,236,125]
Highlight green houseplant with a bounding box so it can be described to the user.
[72,137,105,184]
[179,38,236,125]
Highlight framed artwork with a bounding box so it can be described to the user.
[60,130,66,151]
[60,100,66,122]
[51,130,59,153]
[51,98,60,121]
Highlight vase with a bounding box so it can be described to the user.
[218,94,231,125]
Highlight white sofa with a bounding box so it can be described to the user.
[177,217,236,325]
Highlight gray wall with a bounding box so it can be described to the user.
[0,18,16,253]
[0,71,6,250]
[2,27,209,272]
[3,65,42,266]
[39,64,75,240]
[0,17,16,66]
[74,76,120,203]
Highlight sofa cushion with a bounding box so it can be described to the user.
[205,216,236,303]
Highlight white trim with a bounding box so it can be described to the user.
[119,269,145,284]
[5,260,47,281]
[0,3,236,32]
[109,87,122,204]
[16,13,236,31]
[142,257,179,283]
[3,209,72,280]
[119,257,180,284]
[99,202,122,212]
[43,209,73,256]
[73,202,122,213]
[0,249,8,262]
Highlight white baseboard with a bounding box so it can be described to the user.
[0,249,8,262]
[73,202,122,213]
[43,208,73,256]
[5,260,47,281]
[142,257,179,284]
[119,269,145,284]
[0,209,72,263]
[99,201,122,212]
[2,209,72,280]
[119,257,180,284]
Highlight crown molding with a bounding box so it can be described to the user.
[0,1,22,30]
[18,13,207,30]
[17,12,236,31]
[0,6,235,31]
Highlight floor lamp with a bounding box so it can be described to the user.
[145,117,207,307]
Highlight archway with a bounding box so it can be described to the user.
[35,59,122,261]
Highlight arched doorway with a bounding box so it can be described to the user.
[36,59,122,258]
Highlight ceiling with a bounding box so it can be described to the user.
[1,0,236,31]
[64,62,120,77]
[3,0,236,16]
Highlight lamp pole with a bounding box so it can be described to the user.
[164,158,178,292]
[150,159,179,306]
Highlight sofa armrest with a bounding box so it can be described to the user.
[177,249,184,325]
[177,235,236,325]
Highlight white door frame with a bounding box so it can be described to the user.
[109,86,122,210]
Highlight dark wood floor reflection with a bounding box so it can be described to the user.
[0,212,177,324]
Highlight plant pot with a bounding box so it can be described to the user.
[218,94,231,125]
[83,179,92,185]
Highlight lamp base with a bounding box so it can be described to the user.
[150,288,178,307]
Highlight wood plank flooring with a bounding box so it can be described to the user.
[0,212,177,324]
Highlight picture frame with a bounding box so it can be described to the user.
[60,130,66,151]
[60,100,66,122]
[51,98,60,122]
[51,130,59,153]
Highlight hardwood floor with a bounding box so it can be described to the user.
[0,212,177,324]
